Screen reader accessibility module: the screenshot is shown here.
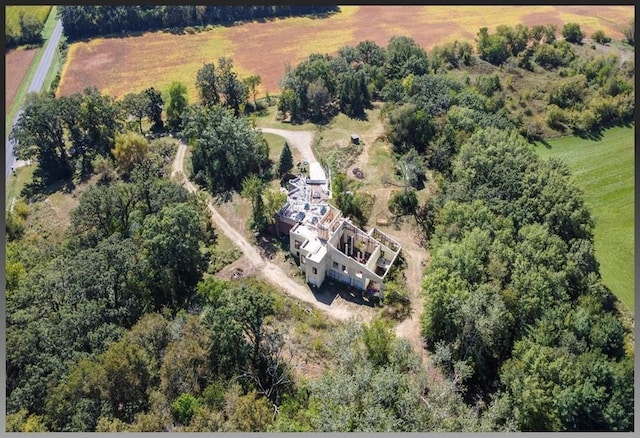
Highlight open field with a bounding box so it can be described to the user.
[534,125,634,311]
[5,5,51,36]
[5,48,37,114]
[56,5,633,102]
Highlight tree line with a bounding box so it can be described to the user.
[419,127,634,431]
[58,5,338,41]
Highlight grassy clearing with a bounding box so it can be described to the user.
[534,125,634,311]
[262,132,304,167]
[254,105,316,131]
[314,106,384,172]
[5,164,35,212]
[5,6,51,35]
[6,6,58,134]
[207,232,242,275]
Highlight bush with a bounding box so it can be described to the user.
[172,393,200,426]
[562,22,585,44]
[591,30,611,44]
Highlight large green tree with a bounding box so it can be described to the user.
[183,104,269,194]
[166,81,188,131]
[562,22,585,44]
[141,202,206,310]
[196,62,219,107]
[216,57,248,116]
[11,93,72,185]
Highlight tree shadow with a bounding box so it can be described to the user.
[22,177,76,201]
[575,128,604,141]
[256,232,287,260]
[539,139,553,150]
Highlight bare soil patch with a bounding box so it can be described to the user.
[5,47,37,114]
[57,6,633,101]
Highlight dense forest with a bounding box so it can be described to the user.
[6,15,634,432]
[57,5,339,41]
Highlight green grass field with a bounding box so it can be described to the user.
[5,6,51,35]
[534,125,634,311]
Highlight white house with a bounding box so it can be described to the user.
[276,173,401,295]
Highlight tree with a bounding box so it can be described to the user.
[121,92,150,134]
[172,393,200,426]
[70,182,139,246]
[388,189,418,219]
[11,92,72,186]
[263,187,287,225]
[306,78,332,119]
[216,57,248,116]
[200,283,290,404]
[384,103,435,154]
[242,175,267,231]
[166,81,188,131]
[277,88,301,121]
[196,63,219,107]
[183,104,269,194]
[622,18,634,46]
[112,131,149,177]
[277,142,294,177]
[339,70,370,118]
[591,30,611,45]
[143,87,164,131]
[63,88,121,179]
[243,74,262,107]
[562,22,585,44]
[159,316,211,402]
[384,35,429,80]
[142,203,206,309]
[476,27,510,65]
[495,24,530,56]
[19,13,44,45]
[548,74,587,108]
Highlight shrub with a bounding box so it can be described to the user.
[562,22,585,44]
[172,393,200,425]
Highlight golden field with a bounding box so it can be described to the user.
[56,5,634,101]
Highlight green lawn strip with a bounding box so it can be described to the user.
[534,125,634,311]
[6,6,59,136]
[5,164,35,211]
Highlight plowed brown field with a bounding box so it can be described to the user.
[56,5,634,101]
[5,47,38,115]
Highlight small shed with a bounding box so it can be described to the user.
[350,133,360,144]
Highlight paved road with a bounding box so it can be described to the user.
[6,19,64,181]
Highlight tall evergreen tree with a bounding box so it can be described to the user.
[277,142,294,177]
